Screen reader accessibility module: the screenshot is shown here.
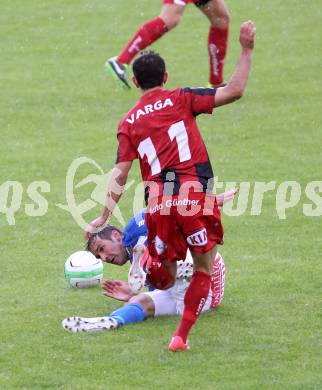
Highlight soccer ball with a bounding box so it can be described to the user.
[64,251,103,288]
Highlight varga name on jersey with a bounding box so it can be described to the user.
[126,98,174,124]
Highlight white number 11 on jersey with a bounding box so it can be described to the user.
[137,120,191,176]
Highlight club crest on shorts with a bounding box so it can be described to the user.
[154,235,166,255]
[187,228,208,247]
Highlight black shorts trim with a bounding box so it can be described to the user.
[183,87,216,96]
[194,0,211,7]
[195,160,214,192]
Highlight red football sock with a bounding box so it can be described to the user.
[146,260,174,290]
[117,17,168,64]
[175,271,211,343]
[208,26,229,86]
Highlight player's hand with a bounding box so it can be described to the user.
[239,20,256,50]
[102,279,134,302]
[84,215,108,240]
[216,188,239,207]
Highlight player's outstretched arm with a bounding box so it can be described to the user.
[84,161,132,239]
[102,279,134,302]
[214,21,256,107]
[215,188,239,207]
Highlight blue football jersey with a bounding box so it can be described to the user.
[122,210,147,262]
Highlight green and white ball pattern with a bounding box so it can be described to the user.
[64,251,103,288]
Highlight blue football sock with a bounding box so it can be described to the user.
[109,303,145,326]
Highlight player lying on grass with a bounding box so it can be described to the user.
[62,251,225,333]
[86,21,255,351]
[106,0,230,88]
[62,190,236,333]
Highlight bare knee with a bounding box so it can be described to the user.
[215,2,230,26]
[160,5,184,30]
[201,0,230,28]
[128,293,155,318]
[215,11,230,29]
[191,246,217,274]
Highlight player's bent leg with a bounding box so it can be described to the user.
[106,5,174,87]
[199,0,230,86]
[176,252,224,315]
[196,252,226,313]
[146,259,177,290]
[200,0,229,28]
[116,13,169,66]
[128,293,155,318]
[143,287,177,317]
[159,4,185,31]
[210,252,225,308]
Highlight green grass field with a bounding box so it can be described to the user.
[1,0,321,388]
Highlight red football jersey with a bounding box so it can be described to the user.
[116,87,217,200]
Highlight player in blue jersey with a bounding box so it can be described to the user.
[84,209,147,266]
[85,207,181,293]
[62,250,225,333]
[62,189,236,333]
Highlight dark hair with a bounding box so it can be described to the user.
[133,51,166,90]
[86,224,123,253]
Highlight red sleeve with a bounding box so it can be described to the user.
[182,87,217,115]
[116,120,138,163]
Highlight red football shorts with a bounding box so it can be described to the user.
[145,192,224,263]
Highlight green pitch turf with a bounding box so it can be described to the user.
[1,1,321,388]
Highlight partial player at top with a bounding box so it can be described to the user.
[106,0,229,89]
